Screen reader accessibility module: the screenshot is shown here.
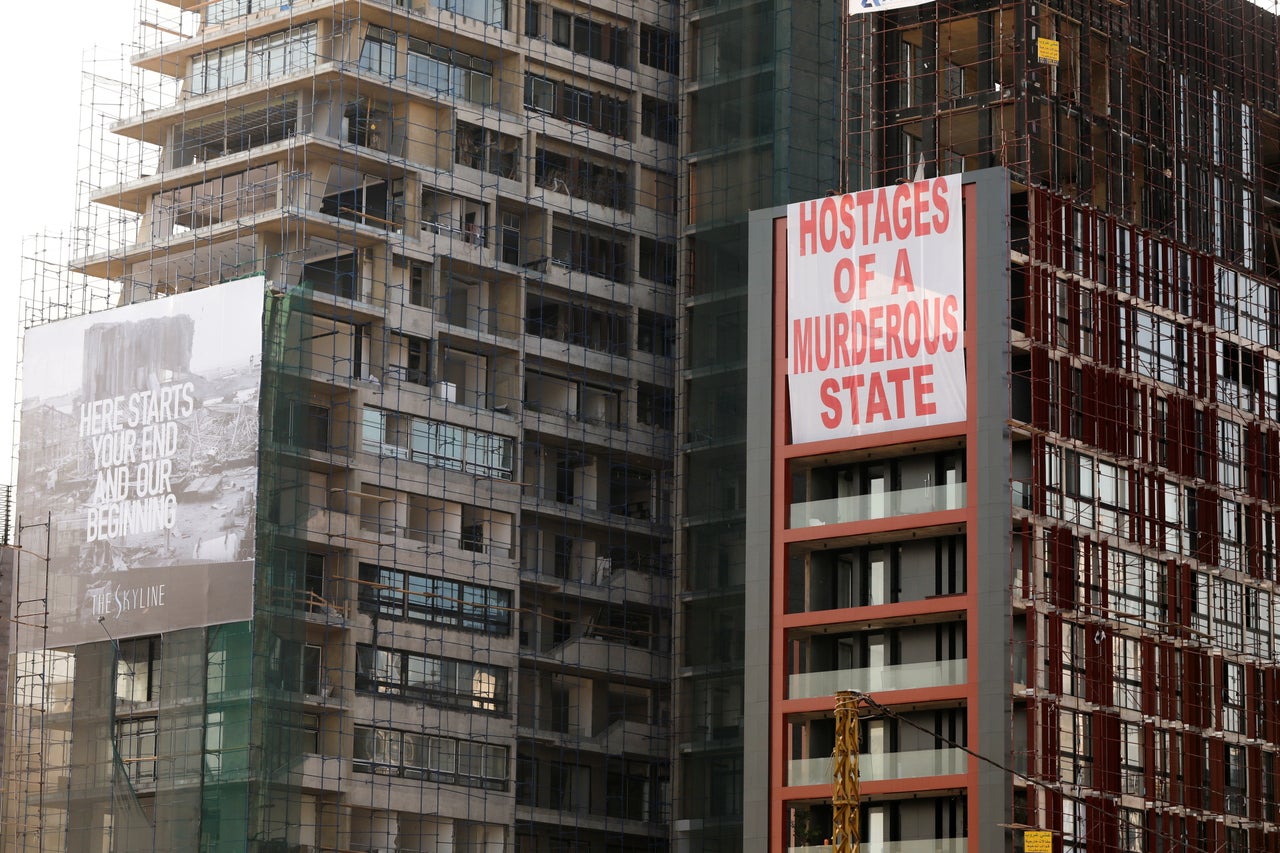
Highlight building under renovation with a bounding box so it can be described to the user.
[747,2,1280,853]
[4,0,1280,852]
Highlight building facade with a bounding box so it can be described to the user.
[6,0,1280,852]
[750,2,1280,852]
[8,0,685,850]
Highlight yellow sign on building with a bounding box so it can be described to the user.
[1037,37,1061,65]
[1024,829,1054,853]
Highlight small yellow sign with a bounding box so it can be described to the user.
[1025,829,1054,853]
[1037,37,1061,65]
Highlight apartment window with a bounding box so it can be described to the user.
[1120,724,1143,796]
[409,262,431,307]
[1058,709,1091,785]
[363,405,512,479]
[298,713,320,753]
[117,637,160,704]
[1059,622,1087,700]
[1264,752,1277,823]
[709,757,743,817]
[301,644,323,696]
[1113,636,1141,711]
[343,100,390,151]
[189,42,247,95]
[408,38,494,105]
[412,418,463,466]
[354,726,508,790]
[639,238,677,287]
[1217,265,1276,347]
[440,0,505,27]
[635,312,674,359]
[1214,576,1244,653]
[1129,308,1185,386]
[356,645,509,713]
[1221,498,1243,571]
[1097,460,1128,537]
[1225,743,1247,815]
[544,11,628,65]
[172,96,299,168]
[301,551,326,611]
[1044,446,1101,529]
[550,225,630,284]
[589,606,657,649]
[561,85,593,124]
[399,335,431,386]
[116,717,158,785]
[1218,342,1260,413]
[1192,570,1212,636]
[573,18,605,60]
[359,26,397,76]
[535,147,630,209]
[1151,396,1169,465]
[249,23,317,81]
[1218,418,1244,488]
[358,563,512,634]
[1119,807,1143,852]
[527,295,629,354]
[206,0,257,23]
[274,400,330,451]
[525,74,556,112]
[1106,548,1145,628]
[303,254,358,300]
[640,24,678,73]
[1161,481,1185,555]
[641,95,677,144]
[457,740,509,788]
[457,121,521,179]
[460,517,486,552]
[525,0,541,36]
[524,74,629,138]
[1245,586,1271,657]
[607,761,656,820]
[637,383,673,430]
[466,431,514,479]
[1151,728,1172,800]
[551,10,571,46]
[1222,660,1245,734]
[1142,556,1166,627]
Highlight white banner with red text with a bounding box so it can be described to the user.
[786,176,965,444]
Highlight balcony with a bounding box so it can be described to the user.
[787,659,967,701]
[790,483,964,529]
[787,747,967,787]
[790,841,967,853]
[533,636,667,682]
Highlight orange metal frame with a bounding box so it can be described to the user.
[767,183,984,850]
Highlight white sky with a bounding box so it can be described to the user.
[0,2,136,484]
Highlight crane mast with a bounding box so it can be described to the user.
[832,690,861,853]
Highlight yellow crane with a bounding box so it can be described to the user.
[832,690,862,853]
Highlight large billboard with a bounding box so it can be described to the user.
[848,0,935,14]
[786,176,964,444]
[17,277,265,647]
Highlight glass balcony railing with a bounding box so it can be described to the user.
[787,747,967,787]
[790,483,964,528]
[787,659,967,700]
[790,840,967,853]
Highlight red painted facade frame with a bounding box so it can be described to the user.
[767,183,985,851]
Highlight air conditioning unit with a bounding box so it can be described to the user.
[435,381,457,402]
